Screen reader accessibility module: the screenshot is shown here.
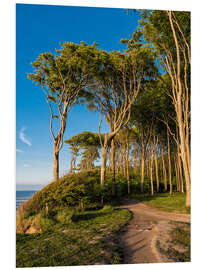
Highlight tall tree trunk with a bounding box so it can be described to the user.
[180,141,190,205]
[177,150,184,193]
[174,155,180,192]
[134,149,138,175]
[53,142,59,181]
[141,141,145,193]
[101,145,108,189]
[167,128,173,194]
[155,149,159,192]
[126,137,130,194]
[122,143,126,177]
[70,156,74,173]
[150,147,154,196]
[111,138,116,196]
[161,146,167,192]
[168,10,191,207]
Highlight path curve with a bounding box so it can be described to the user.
[119,199,190,264]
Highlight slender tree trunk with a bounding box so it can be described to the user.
[70,156,74,173]
[134,149,138,175]
[101,146,108,189]
[118,147,122,173]
[177,150,184,193]
[150,147,154,196]
[111,138,116,196]
[180,141,190,205]
[167,128,173,194]
[177,103,190,204]
[53,142,59,181]
[122,143,126,177]
[141,141,145,193]
[126,138,130,194]
[147,151,151,178]
[161,146,167,192]
[116,149,119,174]
[174,155,180,192]
[155,150,159,192]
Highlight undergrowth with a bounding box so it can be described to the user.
[16,205,131,267]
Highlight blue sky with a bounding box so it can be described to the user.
[16,4,141,188]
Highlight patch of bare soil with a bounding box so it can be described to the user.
[119,199,190,264]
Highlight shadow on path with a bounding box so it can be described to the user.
[118,198,190,264]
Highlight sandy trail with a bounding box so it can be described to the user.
[119,199,190,264]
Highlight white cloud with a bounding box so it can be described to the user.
[16,149,23,153]
[19,127,32,146]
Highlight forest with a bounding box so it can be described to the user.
[16,9,191,267]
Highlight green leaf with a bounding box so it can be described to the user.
[48,96,56,103]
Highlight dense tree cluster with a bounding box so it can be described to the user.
[29,10,190,206]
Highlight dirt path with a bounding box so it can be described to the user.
[119,199,190,264]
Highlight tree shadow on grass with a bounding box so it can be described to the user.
[72,211,112,222]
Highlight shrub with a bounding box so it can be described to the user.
[16,215,33,233]
[101,204,113,212]
[56,208,74,224]
[38,216,55,232]
[20,170,102,218]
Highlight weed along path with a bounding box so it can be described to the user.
[119,199,191,264]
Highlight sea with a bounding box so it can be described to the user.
[16,190,38,209]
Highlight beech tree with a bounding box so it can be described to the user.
[140,10,191,206]
[65,131,102,172]
[28,42,99,180]
[87,46,157,196]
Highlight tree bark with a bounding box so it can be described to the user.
[111,138,116,196]
[141,140,145,193]
[174,155,180,192]
[155,148,159,192]
[167,128,173,194]
[70,156,74,173]
[134,149,138,175]
[122,143,126,177]
[150,147,154,196]
[177,150,184,193]
[167,10,191,206]
[126,137,130,194]
[53,142,59,181]
[100,146,108,189]
[161,145,167,192]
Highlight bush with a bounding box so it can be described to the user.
[16,215,33,233]
[56,208,74,224]
[39,216,56,232]
[17,168,151,233]
[101,204,113,212]
[20,170,102,218]
[16,212,56,233]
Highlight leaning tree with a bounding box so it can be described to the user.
[28,42,100,180]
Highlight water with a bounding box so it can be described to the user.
[16,190,37,209]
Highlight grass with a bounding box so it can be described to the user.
[157,221,190,262]
[130,192,190,214]
[16,205,131,267]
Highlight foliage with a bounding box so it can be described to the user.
[19,170,103,218]
[65,131,102,148]
[65,131,103,172]
[56,208,75,225]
